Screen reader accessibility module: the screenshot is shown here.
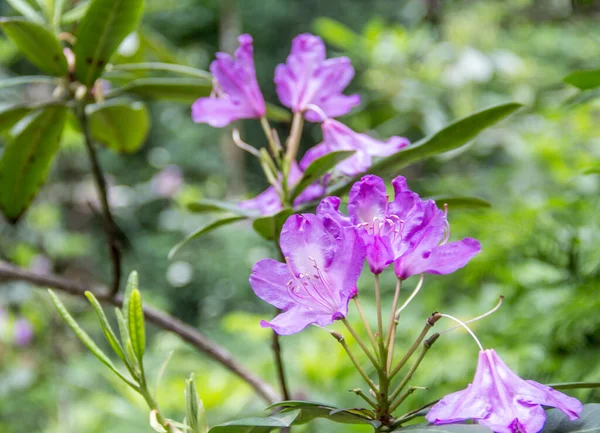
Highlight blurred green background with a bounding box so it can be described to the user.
[1,0,599,432]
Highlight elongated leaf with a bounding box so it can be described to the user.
[48,290,137,387]
[87,100,150,153]
[0,106,68,223]
[564,69,600,90]
[208,410,300,433]
[0,104,30,134]
[128,289,145,361]
[584,167,600,175]
[429,196,492,210]
[169,216,247,259]
[153,350,173,397]
[61,1,89,24]
[541,404,600,433]
[73,0,144,86]
[110,62,211,79]
[115,307,140,373]
[290,150,354,201]
[0,18,68,76]
[394,424,492,433]
[327,103,522,197]
[106,78,212,103]
[5,0,44,23]
[187,199,254,216]
[122,270,138,324]
[0,76,57,88]
[252,208,293,241]
[185,374,207,433]
[84,291,126,363]
[265,103,292,122]
[269,401,379,427]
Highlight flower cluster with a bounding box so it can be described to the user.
[192,33,409,215]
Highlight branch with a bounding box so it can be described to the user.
[76,104,122,296]
[0,259,279,404]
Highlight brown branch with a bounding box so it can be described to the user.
[0,259,279,404]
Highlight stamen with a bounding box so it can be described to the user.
[438,313,484,351]
[395,274,425,318]
[439,296,504,335]
[232,129,260,156]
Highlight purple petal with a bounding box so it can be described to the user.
[239,185,283,216]
[426,386,491,425]
[260,307,337,335]
[305,93,361,122]
[395,237,481,279]
[348,175,389,225]
[523,382,583,421]
[192,97,259,128]
[326,225,365,302]
[250,259,296,310]
[364,235,395,274]
[299,143,328,171]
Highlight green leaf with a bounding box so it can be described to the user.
[122,270,138,324]
[153,350,173,397]
[327,103,522,197]
[185,374,207,433]
[0,76,57,88]
[127,289,145,361]
[290,150,354,201]
[84,291,126,364]
[87,100,150,153]
[48,290,137,388]
[0,18,68,76]
[313,17,359,51]
[109,62,211,79]
[208,410,300,433]
[106,78,212,103]
[169,216,247,259]
[5,0,45,23]
[428,196,492,210]
[583,167,600,175]
[186,199,254,216]
[0,104,30,134]
[115,307,139,373]
[73,0,144,86]
[269,401,380,427]
[53,0,67,29]
[252,208,293,241]
[265,103,292,122]
[0,106,68,223]
[394,424,492,433]
[61,1,89,24]
[546,382,600,390]
[541,404,600,433]
[564,69,600,90]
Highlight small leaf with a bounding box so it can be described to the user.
[5,0,45,23]
[564,69,600,90]
[268,401,379,427]
[185,374,207,433]
[187,199,254,216]
[265,103,292,122]
[428,196,492,210]
[61,1,89,24]
[169,216,247,259]
[73,0,145,86]
[290,150,354,201]
[109,62,211,79]
[87,100,150,153]
[122,270,138,324]
[0,106,68,223]
[115,307,139,373]
[127,289,145,361]
[84,291,126,364]
[106,78,212,103]
[0,104,30,134]
[542,404,600,433]
[394,424,492,433]
[208,410,300,433]
[48,290,137,388]
[0,18,68,76]
[252,209,293,241]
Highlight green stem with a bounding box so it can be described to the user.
[385,279,402,349]
[389,387,425,413]
[331,332,378,392]
[351,388,378,409]
[374,274,384,356]
[353,297,380,359]
[139,384,175,433]
[342,318,381,370]
[260,116,281,159]
[283,112,304,176]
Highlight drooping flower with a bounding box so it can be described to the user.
[300,119,409,177]
[192,34,265,127]
[249,203,365,335]
[426,349,582,433]
[239,162,326,216]
[275,33,360,122]
[321,175,480,277]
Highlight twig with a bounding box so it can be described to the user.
[0,259,279,404]
[76,105,122,296]
[271,313,291,400]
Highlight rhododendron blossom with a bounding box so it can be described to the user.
[275,33,360,122]
[192,34,265,127]
[300,119,409,177]
[249,205,365,335]
[426,349,583,433]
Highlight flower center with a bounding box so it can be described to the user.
[285,257,338,313]
[358,215,405,243]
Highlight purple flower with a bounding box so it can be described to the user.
[426,349,583,433]
[239,162,326,216]
[275,34,360,122]
[324,175,480,277]
[249,204,365,335]
[14,317,34,347]
[300,119,409,177]
[192,34,265,127]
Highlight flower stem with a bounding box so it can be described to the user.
[353,297,380,358]
[342,318,381,370]
[385,279,402,349]
[351,388,378,409]
[390,313,440,379]
[283,111,304,176]
[389,386,426,413]
[260,116,281,159]
[331,332,378,392]
[374,274,385,360]
[389,334,439,405]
